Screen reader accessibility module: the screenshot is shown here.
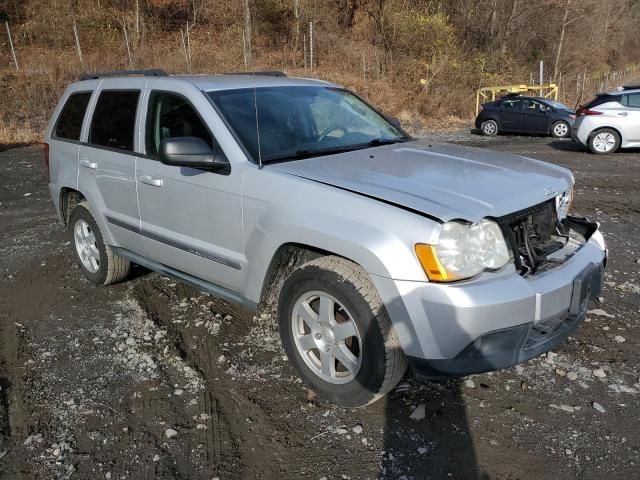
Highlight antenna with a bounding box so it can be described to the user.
[252,72,263,168]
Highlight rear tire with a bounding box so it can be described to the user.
[68,201,130,286]
[588,128,620,154]
[551,121,570,138]
[481,119,498,136]
[277,256,407,407]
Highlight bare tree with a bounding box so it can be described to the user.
[244,0,253,66]
[553,0,571,82]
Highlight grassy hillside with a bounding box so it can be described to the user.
[1,0,639,144]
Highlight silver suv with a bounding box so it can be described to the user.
[46,70,607,406]
[572,86,640,154]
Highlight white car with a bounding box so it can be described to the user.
[572,86,640,154]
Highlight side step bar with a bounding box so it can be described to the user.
[112,247,257,311]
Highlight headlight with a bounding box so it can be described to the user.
[415,219,511,282]
[556,188,573,220]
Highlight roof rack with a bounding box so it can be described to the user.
[80,69,169,81]
[622,84,640,90]
[224,71,287,77]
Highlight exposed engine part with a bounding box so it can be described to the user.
[496,200,597,276]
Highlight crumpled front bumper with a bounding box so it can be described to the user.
[371,217,607,377]
[408,259,603,377]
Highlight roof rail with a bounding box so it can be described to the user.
[79,69,169,81]
[224,71,287,77]
[622,84,640,90]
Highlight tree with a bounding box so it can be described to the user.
[244,0,252,66]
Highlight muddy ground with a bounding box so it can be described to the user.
[1,133,639,480]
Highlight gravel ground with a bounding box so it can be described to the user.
[1,132,639,479]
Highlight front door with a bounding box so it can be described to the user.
[521,99,551,133]
[136,86,245,292]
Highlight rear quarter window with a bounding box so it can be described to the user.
[89,90,140,151]
[54,92,92,140]
[623,93,640,108]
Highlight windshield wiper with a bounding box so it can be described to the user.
[262,138,411,163]
[262,145,367,163]
[367,138,409,147]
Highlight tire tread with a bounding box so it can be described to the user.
[74,201,130,286]
[296,256,407,404]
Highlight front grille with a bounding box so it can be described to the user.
[496,200,564,274]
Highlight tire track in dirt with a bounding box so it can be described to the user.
[131,277,310,478]
[132,280,244,478]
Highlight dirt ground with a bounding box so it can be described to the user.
[1,133,639,480]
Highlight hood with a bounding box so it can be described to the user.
[267,139,573,222]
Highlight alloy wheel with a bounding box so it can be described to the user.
[592,132,617,153]
[74,219,100,273]
[291,291,362,384]
[482,121,497,135]
[553,122,569,137]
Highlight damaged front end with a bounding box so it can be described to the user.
[496,199,600,276]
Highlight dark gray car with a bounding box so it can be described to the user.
[476,95,576,138]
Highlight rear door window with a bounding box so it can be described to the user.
[145,91,214,156]
[89,90,140,151]
[624,93,640,108]
[501,99,523,111]
[54,92,92,140]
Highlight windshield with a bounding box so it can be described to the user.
[544,99,572,111]
[207,86,408,162]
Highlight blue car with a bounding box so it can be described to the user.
[475,95,576,138]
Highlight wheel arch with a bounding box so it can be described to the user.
[587,126,622,153]
[59,187,87,226]
[256,242,362,310]
[58,187,117,246]
[588,125,622,141]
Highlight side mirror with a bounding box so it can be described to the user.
[159,137,229,171]
[388,117,402,129]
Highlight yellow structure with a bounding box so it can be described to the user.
[475,84,559,115]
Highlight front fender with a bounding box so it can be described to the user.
[241,168,440,304]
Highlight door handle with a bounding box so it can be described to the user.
[79,158,97,169]
[139,175,163,187]
[617,112,628,116]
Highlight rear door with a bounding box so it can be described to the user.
[498,98,524,132]
[621,92,640,143]
[136,83,244,292]
[78,80,146,253]
[48,89,94,193]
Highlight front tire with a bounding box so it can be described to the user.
[68,201,130,286]
[278,256,406,407]
[588,128,620,154]
[481,119,498,136]
[551,120,570,138]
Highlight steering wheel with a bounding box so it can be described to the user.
[318,126,348,142]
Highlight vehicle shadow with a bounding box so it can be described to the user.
[548,140,640,155]
[379,376,484,479]
[363,295,487,479]
[547,140,586,152]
